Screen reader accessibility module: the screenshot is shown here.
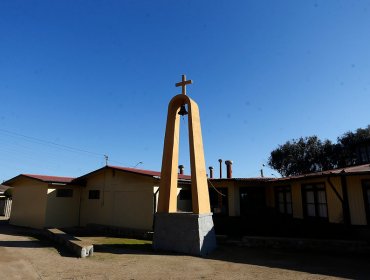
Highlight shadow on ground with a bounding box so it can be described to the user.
[2,220,370,279]
[94,243,153,255]
[207,245,370,279]
[0,219,75,258]
[92,238,370,279]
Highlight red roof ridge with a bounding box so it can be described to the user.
[272,163,370,181]
[107,165,160,175]
[22,174,75,183]
[106,165,191,180]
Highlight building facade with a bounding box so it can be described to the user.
[4,166,190,230]
[5,164,370,239]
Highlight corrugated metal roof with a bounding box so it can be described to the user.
[3,174,75,186]
[272,164,370,181]
[74,165,192,182]
[208,164,370,183]
[209,177,273,182]
[107,165,191,180]
[5,164,369,187]
[22,174,75,183]
[0,184,10,192]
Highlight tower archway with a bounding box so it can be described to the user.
[157,90,211,214]
[153,75,216,256]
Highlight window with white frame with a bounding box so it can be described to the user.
[275,186,292,215]
[302,183,328,219]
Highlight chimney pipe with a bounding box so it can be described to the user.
[209,166,214,179]
[225,160,233,179]
[178,165,184,175]
[218,159,223,178]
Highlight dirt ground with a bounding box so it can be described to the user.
[0,219,370,280]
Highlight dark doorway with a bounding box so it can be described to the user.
[239,187,267,220]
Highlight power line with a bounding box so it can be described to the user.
[0,128,103,157]
[0,128,128,166]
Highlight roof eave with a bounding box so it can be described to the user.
[72,166,160,185]
[270,170,370,183]
[3,174,74,186]
[2,174,44,186]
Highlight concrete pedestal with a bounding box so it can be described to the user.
[153,212,217,256]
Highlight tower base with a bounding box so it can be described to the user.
[153,212,216,256]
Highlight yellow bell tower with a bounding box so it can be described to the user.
[153,75,216,256]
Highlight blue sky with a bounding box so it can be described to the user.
[1,1,370,181]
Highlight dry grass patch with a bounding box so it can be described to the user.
[78,236,153,255]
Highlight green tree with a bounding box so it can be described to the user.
[268,125,370,177]
[268,136,336,177]
[336,125,370,166]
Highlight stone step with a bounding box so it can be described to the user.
[45,228,93,258]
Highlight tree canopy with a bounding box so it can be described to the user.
[268,125,370,177]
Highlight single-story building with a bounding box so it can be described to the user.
[73,165,190,231]
[4,174,77,228]
[0,184,12,217]
[206,163,370,238]
[267,164,370,227]
[0,184,10,196]
[4,163,370,239]
[4,165,190,230]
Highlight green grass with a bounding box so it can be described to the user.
[91,237,152,246]
[83,237,153,253]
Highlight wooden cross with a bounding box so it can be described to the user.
[175,74,193,95]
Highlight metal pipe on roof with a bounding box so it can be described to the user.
[218,159,222,179]
[225,160,233,179]
[209,166,214,179]
[178,165,184,175]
